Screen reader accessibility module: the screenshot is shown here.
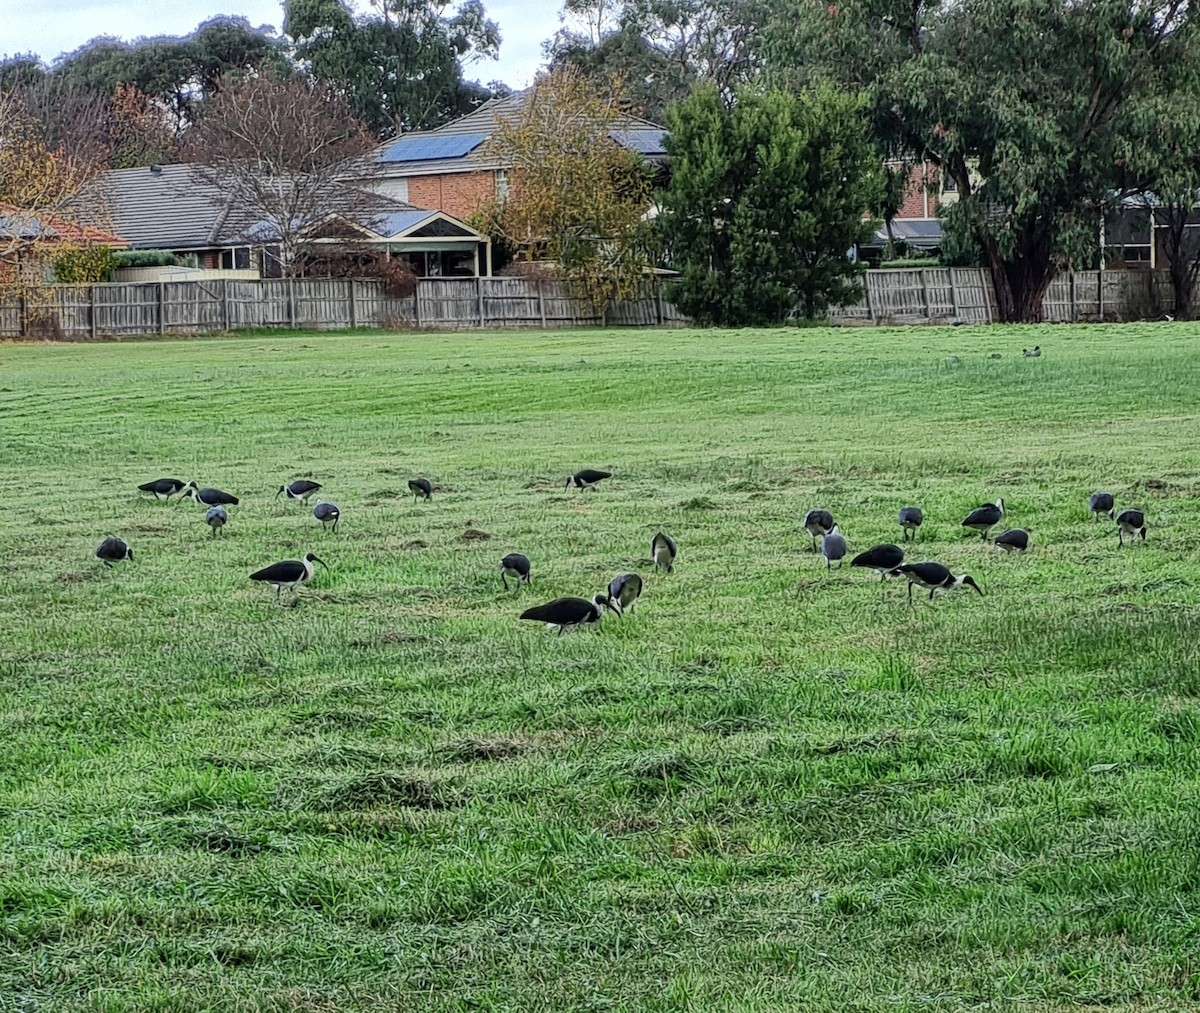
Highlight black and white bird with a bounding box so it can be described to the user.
[1116,509,1147,546]
[205,505,228,536]
[961,498,1005,540]
[1022,346,1042,358]
[277,479,321,502]
[96,536,133,566]
[408,477,433,501]
[138,477,185,501]
[889,561,983,604]
[179,482,239,507]
[1089,491,1115,520]
[898,505,923,542]
[313,500,340,533]
[652,532,677,572]
[519,595,606,634]
[249,552,327,598]
[851,543,905,580]
[994,528,1030,553]
[565,469,612,492]
[499,552,531,590]
[821,525,847,570]
[803,509,835,551]
[605,572,643,616]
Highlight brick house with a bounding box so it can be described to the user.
[371,91,668,224]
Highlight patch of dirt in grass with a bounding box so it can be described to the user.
[1134,476,1174,494]
[130,523,171,534]
[679,495,719,511]
[188,826,278,858]
[319,773,460,810]
[402,539,428,550]
[437,735,531,762]
[810,729,903,755]
[57,570,93,584]
[460,528,491,541]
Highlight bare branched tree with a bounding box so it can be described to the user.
[185,70,393,275]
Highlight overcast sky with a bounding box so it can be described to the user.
[0,0,559,88]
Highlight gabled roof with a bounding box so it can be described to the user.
[90,164,242,251]
[0,202,127,247]
[373,89,668,176]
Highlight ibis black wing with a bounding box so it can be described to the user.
[1117,509,1144,527]
[897,561,951,585]
[576,469,612,484]
[851,544,904,570]
[995,529,1028,549]
[899,506,923,525]
[96,537,127,560]
[250,560,305,583]
[501,553,531,574]
[520,597,592,624]
[962,505,995,527]
[294,480,321,495]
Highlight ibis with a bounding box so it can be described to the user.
[822,525,847,570]
[249,552,327,598]
[1116,509,1147,546]
[277,479,321,502]
[652,532,677,572]
[179,482,239,507]
[605,573,644,616]
[1023,346,1042,358]
[803,509,835,551]
[96,536,133,566]
[889,561,983,604]
[408,477,433,501]
[962,498,1005,540]
[898,505,923,542]
[994,528,1029,553]
[565,469,611,492]
[1089,491,1115,520]
[138,478,185,501]
[851,543,905,580]
[519,595,606,634]
[313,500,340,533]
[499,552,531,590]
[205,505,228,536]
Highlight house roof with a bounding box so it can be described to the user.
[374,89,668,176]
[0,202,128,247]
[89,164,243,251]
[865,219,944,249]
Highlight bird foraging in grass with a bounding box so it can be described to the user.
[138,478,185,501]
[408,477,433,501]
[96,536,133,566]
[898,505,923,542]
[519,596,606,635]
[565,469,612,492]
[822,525,846,570]
[604,573,643,616]
[962,498,1004,541]
[889,561,983,604]
[1089,491,1115,520]
[803,509,835,552]
[994,528,1029,553]
[1116,509,1146,546]
[313,500,340,533]
[250,552,327,599]
[1023,346,1042,358]
[652,532,677,572]
[205,505,228,536]
[278,479,321,502]
[851,543,905,580]
[179,482,239,507]
[500,553,531,590]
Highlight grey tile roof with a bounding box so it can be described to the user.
[93,164,238,251]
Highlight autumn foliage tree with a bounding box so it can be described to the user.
[472,66,656,312]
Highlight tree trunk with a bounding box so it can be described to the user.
[1169,257,1193,319]
[884,216,897,261]
[980,232,1058,323]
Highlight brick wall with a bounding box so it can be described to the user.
[407,171,498,220]
[896,162,942,220]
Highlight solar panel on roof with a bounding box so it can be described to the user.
[610,129,668,155]
[379,132,489,163]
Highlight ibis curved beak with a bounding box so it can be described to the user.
[311,555,329,570]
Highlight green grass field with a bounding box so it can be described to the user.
[3,323,1200,1011]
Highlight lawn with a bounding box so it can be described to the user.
[2,323,1200,1012]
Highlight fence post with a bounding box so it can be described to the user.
[947,270,958,320]
[654,282,664,326]
[919,269,931,321]
[1098,271,1105,321]
[862,272,875,322]
[348,280,357,328]
[1069,272,1076,322]
[537,280,547,328]
[413,280,421,327]
[287,278,296,328]
[89,285,97,339]
[476,276,485,327]
[156,282,165,334]
[17,292,26,337]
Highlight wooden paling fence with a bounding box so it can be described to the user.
[0,276,689,338]
[833,267,1180,324]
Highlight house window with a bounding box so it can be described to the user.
[439,250,475,277]
[377,177,410,203]
[261,246,283,278]
[220,247,251,270]
[496,170,509,201]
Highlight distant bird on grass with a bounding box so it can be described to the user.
[96,536,133,566]
[138,478,185,501]
[500,552,531,590]
[994,528,1029,553]
[1116,509,1147,546]
[962,498,1005,541]
[605,573,643,616]
[822,525,847,570]
[803,509,835,551]
[250,552,327,599]
[890,561,983,604]
[278,479,321,502]
[1023,346,1042,358]
[179,482,239,507]
[652,532,677,572]
[313,500,340,533]
[851,543,905,580]
[205,505,228,536]
[565,469,612,492]
[1089,491,1115,520]
[408,477,433,501]
[519,596,606,634]
[898,505,923,542]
